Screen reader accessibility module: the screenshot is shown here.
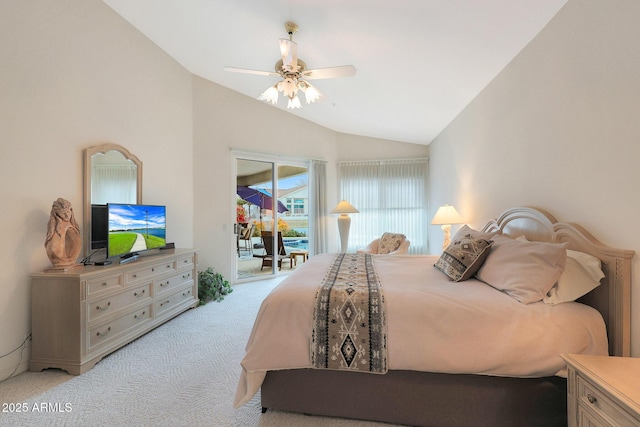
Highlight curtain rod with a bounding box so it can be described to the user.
[337,157,429,165]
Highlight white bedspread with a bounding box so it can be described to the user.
[234,254,608,407]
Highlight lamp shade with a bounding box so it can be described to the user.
[330,200,359,214]
[431,205,464,225]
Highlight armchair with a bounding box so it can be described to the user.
[357,232,410,255]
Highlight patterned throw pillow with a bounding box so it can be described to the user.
[377,232,406,254]
[434,234,494,281]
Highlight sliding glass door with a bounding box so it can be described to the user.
[234,154,309,281]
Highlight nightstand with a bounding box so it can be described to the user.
[562,354,640,427]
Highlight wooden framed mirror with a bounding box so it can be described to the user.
[83,143,142,256]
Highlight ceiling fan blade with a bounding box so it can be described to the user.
[223,66,279,77]
[301,65,356,80]
[279,39,298,71]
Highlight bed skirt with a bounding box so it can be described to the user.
[261,369,567,427]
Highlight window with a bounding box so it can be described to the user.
[337,159,429,253]
[292,198,305,214]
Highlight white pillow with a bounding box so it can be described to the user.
[544,250,605,305]
[475,234,568,304]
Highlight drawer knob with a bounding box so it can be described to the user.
[96,327,111,337]
[101,282,108,287]
[587,394,597,404]
[160,300,170,307]
[134,290,146,297]
[96,302,111,311]
[183,290,191,297]
[134,311,146,319]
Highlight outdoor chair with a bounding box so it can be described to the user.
[238,224,254,254]
[255,231,293,270]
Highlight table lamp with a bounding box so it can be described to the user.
[431,204,464,251]
[330,200,359,252]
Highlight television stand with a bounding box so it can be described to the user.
[119,253,139,264]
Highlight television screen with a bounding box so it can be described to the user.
[91,204,108,250]
[107,204,167,259]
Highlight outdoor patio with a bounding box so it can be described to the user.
[236,243,308,279]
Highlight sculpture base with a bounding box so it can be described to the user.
[45,263,83,273]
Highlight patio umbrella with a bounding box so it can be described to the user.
[237,186,288,233]
[237,186,288,213]
[237,185,289,213]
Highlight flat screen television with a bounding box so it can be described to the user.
[91,204,108,250]
[107,203,167,260]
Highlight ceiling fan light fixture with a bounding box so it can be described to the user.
[281,77,297,97]
[257,78,320,108]
[287,95,302,109]
[257,85,279,105]
[233,21,355,109]
[300,81,321,104]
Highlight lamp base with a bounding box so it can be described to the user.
[337,214,351,253]
[441,224,452,252]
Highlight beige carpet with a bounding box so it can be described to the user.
[0,277,392,427]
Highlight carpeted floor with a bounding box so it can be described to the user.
[0,278,392,427]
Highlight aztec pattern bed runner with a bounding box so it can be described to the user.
[311,253,388,373]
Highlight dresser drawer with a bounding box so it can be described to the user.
[578,405,611,427]
[125,261,175,284]
[176,253,195,269]
[577,374,638,427]
[156,286,195,315]
[86,273,123,297]
[87,305,152,351]
[155,270,194,294]
[87,283,152,323]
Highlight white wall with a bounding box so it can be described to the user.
[336,133,429,161]
[0,0,194,378]
[428,0,640,356]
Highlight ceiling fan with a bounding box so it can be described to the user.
[224,21,356,109]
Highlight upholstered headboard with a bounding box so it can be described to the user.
[482,206,634,357]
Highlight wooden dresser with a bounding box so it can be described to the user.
[31,248,198,375]
[563,354,640,427]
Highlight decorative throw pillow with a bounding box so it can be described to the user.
[377,232,406,254]
[434,234,494,281]
[475,235,568,304]
[452,224,499,242]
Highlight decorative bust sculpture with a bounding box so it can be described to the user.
[44,198,82,271]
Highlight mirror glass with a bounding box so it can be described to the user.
[83,143,142,255]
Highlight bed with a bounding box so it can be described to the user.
[234,207,634,427]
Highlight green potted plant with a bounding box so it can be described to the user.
[197,267,232,305]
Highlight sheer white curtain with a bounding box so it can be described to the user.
[337,159,429,254]
[309,160,328,254]
[91,165,137,204]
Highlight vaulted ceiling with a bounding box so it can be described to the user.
[102,0,567,145]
